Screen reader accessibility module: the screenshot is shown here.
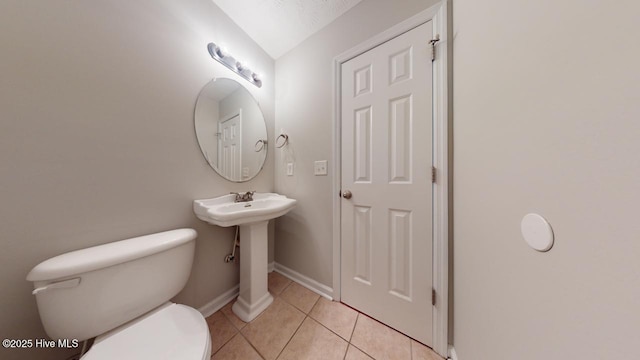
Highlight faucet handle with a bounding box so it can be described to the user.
[244,191,256,201]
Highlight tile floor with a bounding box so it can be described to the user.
[206,272,443,360]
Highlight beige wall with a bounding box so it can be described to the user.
[0,1,274,359]
[453,0,640,359]
[274,0,441,291]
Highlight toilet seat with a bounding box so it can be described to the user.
[81,303,211,360]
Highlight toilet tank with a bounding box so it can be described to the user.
[26,228,197,341]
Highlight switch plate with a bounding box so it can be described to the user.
[286,163,294,176]
[314,160,328,176]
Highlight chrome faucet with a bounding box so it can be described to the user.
[231,191,255,202]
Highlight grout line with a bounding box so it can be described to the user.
[211,329,240,357]
[273,279,306,360]
[347,315,378,360]
[279,278,294,295]
[304,297,356,347]
[206,309,241,356]
[349,313,359,343]
[219,304,246,331]
[274,314,308,360]
[215,336,236,357]
[278,280,322,315]
[219,296,266,359]
[310,313,353,344]
[349,343,375,360]
[307,295,321,314]
[342,343,348,360]
[410,338,413,360]
[238,331,266,360]
[341,312,352,360]
[229,303,265,360]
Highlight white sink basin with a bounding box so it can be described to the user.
[193,192,296,227]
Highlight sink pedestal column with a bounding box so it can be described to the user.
[232,220,273,322]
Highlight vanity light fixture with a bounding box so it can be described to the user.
[207,42,262,88]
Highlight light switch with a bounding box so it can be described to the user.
[286,163,294,176]
[314,160,328,176]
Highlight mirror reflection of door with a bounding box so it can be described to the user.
[218,110,242,181]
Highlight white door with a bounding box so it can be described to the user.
[218,111,242,180]
[341,22,433,345]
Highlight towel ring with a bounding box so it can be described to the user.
[254,139,267,152]
[275,134,289,148]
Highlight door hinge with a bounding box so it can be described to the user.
[432,288,436,306]
[431,166,436,183]
[429,34,440,61]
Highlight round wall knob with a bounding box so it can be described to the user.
[342,190,352,199]
[521,213,554,252]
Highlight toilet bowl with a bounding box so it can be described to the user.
[81,303,210,360]
[26,228,211,360]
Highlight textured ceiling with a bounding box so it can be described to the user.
[212,0,362,59]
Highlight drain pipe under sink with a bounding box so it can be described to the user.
[224,226,240,263]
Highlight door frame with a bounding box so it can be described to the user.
[331,1,449,356]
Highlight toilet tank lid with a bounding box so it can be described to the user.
[26,228,197,282]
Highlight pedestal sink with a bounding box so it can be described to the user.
[193,193,296,322]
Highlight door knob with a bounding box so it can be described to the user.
[342,190,352,199]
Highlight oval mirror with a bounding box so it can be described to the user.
[194,78,268,182]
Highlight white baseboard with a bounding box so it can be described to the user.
[197,262,332,318]
[448,345,459,360]
[198,285,238,318]
[273,262,334,300]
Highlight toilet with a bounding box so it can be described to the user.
[26,228,211,360]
